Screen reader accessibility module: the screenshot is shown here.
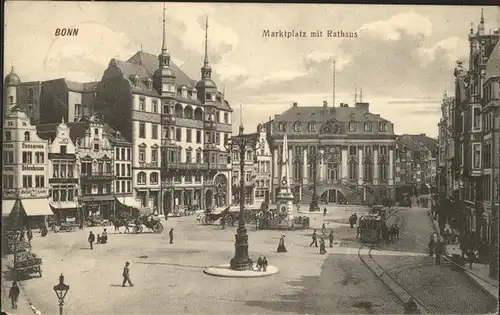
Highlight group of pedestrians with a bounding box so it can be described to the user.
[87,229,108,249]
[309,229,333,254]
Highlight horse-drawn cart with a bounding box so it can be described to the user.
[132,215,164,234]
[200,207,257,226]
[14,250,43,279]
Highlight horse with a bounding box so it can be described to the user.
[110,217,130,233]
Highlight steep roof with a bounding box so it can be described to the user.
[485,39,500,82]
[409,134,438,158]
[396,135,425,152]
[104,123,132,145]
[108,51,231,111]
[42,79,97,93]
[276,105,388,123]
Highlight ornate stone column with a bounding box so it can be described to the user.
[319,148,325,181]
[389,145,395,186]
[373,145,379,185]
[341,145,348,182]
[303,148,308,183]
[358,146,363,185]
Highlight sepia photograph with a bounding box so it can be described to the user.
[1,2,499,315]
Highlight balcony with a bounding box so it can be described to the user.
[161,114,176,125]
[81,172,114,180]
[162,162,208,171]
[161,139,176,147]
[137,162,159,169]
[204,120,216,129]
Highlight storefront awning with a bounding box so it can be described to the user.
[21,199,54,216]
[425,184,431,189]
[50,201,78,209]
[116,197,142,209]
[2,200,18,216]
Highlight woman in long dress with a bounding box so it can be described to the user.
[319,237,327,254]
[277,235,287,252]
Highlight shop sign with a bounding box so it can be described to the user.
[22,165,45,172]
[22,143,45,150]
[3,188,49,199]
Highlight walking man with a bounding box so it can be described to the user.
[9,281,20,309]
[169,228,174,244]
[27,228,33,245]
[310,230,318,247]
[323,207,327,216]
[122,262,134,287]
[328,231,334,248]
[435,236,444,265]
[88,231,95,250]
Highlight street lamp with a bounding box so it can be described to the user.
[53,273,70,315]
[224,125,260,271]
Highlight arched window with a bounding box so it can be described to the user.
[328,163,339,180]
[175,103,184,117]
[379,161,388,181]
[308,122,316,132]
[363,159,373,182]
[349,121,357,132]
[294,121,302,132]
[279,122,287,132]
[150,172,159,184]
[184,105,194,119]
[5,131,12,141]
[137,172,147,184]
[348,161,358,180]
[24,131,30,141]
[364,121,372,132]
[379,122,387,132]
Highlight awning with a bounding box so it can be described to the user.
[21,199,54,216]
[2,200,18,216]
[50,201,78,209]
[116,197,142,209]
[425,184,431,189]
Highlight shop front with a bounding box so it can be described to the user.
[81,195,115,220]
[49,201,79,223]
[115,195,143,217]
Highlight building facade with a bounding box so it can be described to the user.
[450,12,499,240]
[2,107,53,226]
[94,14,232,214]
[266,100,397,205]
[42,120,80,222]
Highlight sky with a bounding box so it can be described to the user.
[4,2,500,138]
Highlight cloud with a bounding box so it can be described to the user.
[358,11,433,40]
[304,51,350,71]
[243,70,309,88]
[213,60,248,81]
[417,36,469,64]
[387,99,440,105]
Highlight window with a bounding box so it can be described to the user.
[186,129,192,142]
[473,143,481,169]
[94,143,99,151]
[139,97,146,111]
[60,145,67,154]
[278,122,287,132]
[379,122,387,132]
[196,151,202,163]
[473,106,481,131]
[137,172,146,184]
[3,151,14,164]
[294,122,302,132]
[163,104,170,114]
[94,128,99,136]
[28,88,34,99]
[139,147,146,162]
[224,134,228,146]
[308,122,316,132]
[24,131,30,141]
[349,146,357,156]
[35,152,44,163]
[151,148,158,163]
[139,123,146,138]
[116,164,120,176]
[363,160,372,181]
[35,175,44,187]
[364,121,372,132]
[3,175,14,188]
[152,99,158,113]
[127,164,131,176]
[196,130,202,143]
[215,133,220,145]
[349,121,357,132]
[121,148,125,160]
[186,149,192,163]
[175,128,182,141]
[5,131,12,141]
[121,164,125,176]
[116,131,121,140]
[379,162,388,181]
[205,93,211,101]
[127,181,131,192]
[224,113,229,123]
[9,95,13,103]
[349,161,357,180]
[116,181,121,193]
[115,148,120,160]
[22,152,32,164]
[22,175,32,188]
[127,149,131,160]
[152,124,158,139]
[150,172,159,184]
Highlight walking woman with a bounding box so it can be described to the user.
[9,281,20,309]
[277,235,287,253]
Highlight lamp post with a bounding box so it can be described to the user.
[53,273,70,315]
[224,125,259,271]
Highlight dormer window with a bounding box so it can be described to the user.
[181,86,188,98]
[379,122,387,132]
[116,131,121,140]
[308,122,316,132]
[147,79,153,90]
[278,122,287,132]
[133,75,140,86]
[349,121,357,132]
[205,93,211,101]
[24,131,30,141]
[192,89,198,100]
[364,121,372,132]
[294,121,302,132]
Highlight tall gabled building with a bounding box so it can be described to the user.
[94,9,232,214]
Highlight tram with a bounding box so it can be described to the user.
[358,214,383,243]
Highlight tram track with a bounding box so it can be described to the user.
[357,208,430,314]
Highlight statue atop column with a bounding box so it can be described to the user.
[276,134,295,228]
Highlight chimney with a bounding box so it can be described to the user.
[355,102,370,111]
[292,102,298,107]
